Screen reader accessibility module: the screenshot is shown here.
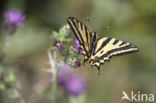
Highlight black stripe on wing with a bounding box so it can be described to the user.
[67,17,96,64]
[101,43,139,61]
[67,17,88,55]
[90,32,97,54]
[90,37,139,69]
[94,38,111,55]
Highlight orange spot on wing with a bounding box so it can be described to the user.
[90,61,93,64]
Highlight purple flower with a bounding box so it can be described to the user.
[65,75,86,96]
[4,9,25,25]
[4,9,25,35]
[58,64,86,96]
[58,64,74,84]
[74,60,81,67]
[72,35,82,53]
[53,41,64,50]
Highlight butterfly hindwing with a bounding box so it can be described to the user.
[67,17,96,64]
[89,37,139,68]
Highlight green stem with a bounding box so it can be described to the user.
[2,35,11,57]
[48,49,59,103]
[14,88,26,103]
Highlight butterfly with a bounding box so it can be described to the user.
[67,17,139,72]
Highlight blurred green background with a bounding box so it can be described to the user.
[0,0,156,103]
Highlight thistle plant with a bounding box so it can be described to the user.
[2,9,25,84]
[3,9,25,51]
[0,9,26,103]
[0,9,86,103]
[48,24,86,103]
[4,9,25,46]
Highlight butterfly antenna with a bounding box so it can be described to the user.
[97,26,110,34]
[86,17,110,33]
[104,26,110,29]
[86,17,95,31]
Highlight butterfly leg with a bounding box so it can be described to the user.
[83,60,86,66]
[83,57,88,65]
[97,67,101,75]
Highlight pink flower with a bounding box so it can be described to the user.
[65,75,86,96]
[4,9,25,25]
[74,60,81,67]
[53,41,64,50]
[58,64,74,84]
[58,64,86,96]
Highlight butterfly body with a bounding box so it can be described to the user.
[67,17,139,70]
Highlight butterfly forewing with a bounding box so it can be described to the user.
[90,37,139,68]
[67,17,96,63]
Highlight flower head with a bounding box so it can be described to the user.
[58,64,86,96]
[72,35,82,53]
[58,64,74,84]
[4,9,25,25]
[65,75,86,96]
[74,60,81,67]
[53,41,64,50]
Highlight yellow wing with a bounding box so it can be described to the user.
[67,17,96,64]
[89,37,139,69]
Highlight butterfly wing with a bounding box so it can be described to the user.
[89,37,139,69]
[67,17,96,64]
